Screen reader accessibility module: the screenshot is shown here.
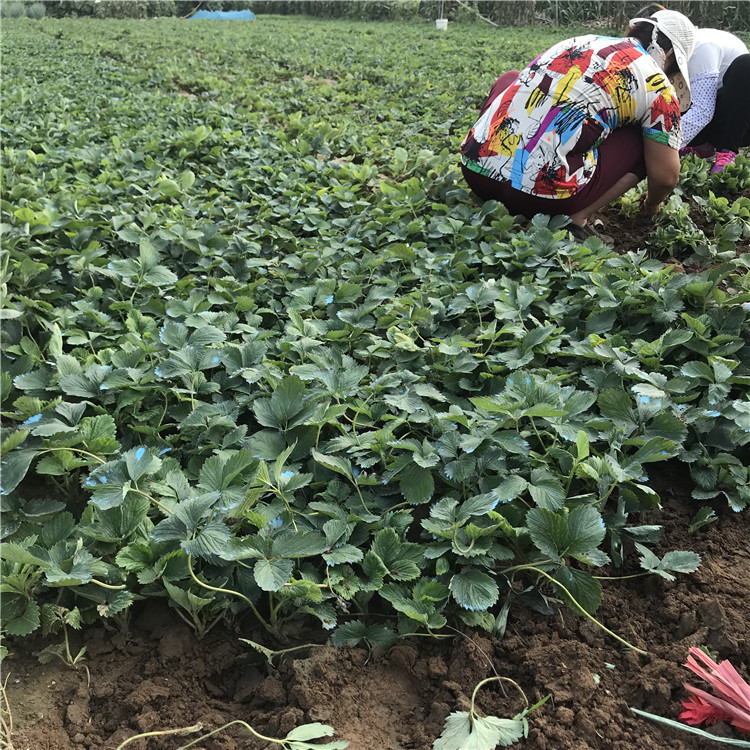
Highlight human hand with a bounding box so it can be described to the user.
[639,193,663,216]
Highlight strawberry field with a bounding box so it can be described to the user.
[2,13,750,750]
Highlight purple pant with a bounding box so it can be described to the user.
[463,72,648,218]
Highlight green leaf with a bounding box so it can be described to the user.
[521,325,555,351]
[163,580,213,615]
[567,506,607,553]
[44,542,106,586]
[29,419,77,437]
[285,723,336,742]
[158,179,181,197]
[433,712,472,750]
[182,520,234,559]
[562,390,597,416]
[645,413,687,444]
[371,528,421,581]
[116,543,154,572]
[272,532,329,559]
[552,567,602,614]
[96,590,134,617]
[80,498,149,543]
[1,449,36,494]
[298,602,339,632]
[199,451,258,503]
[328,565,360,599]
[460,493,501,517]
[311,448,355,483]
[40,511,76,547]
[457,610,496,632]
[449,570,499,611]
[36,451,85,476]
[598,390,635,423]
[635,543,701,581]
[330,621,398,650]
[681,361,714,380]
[360,551,388,588]
[473,716,525,747]
[0,542,47,567]
[660,550,701,574]
[124,446,160,482]
[3,599,41,636]
[79,415,119,455]
[1,429,30,454]
[469,396,509,414]
[159,321,188,348]
[84,460,131,509]
[494,474,528,502]
[576,430,589,460]
[188,326,226,347]
[253,558,294,591]
[399,463,434,505]
[322,545,364,565]
[494,433,529,455]
[253,376,307,430]
[180,169,196,190]
[689,507,717,533]
[13,370,51,392]
[58,374,100,398]
[523,403,566,419]
[246,430,286,461]
[527,476,565,511]
[526,507,606,560]
[630,437,676,464]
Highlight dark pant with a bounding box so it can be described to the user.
[688,54,750,153]
[463,74,647,219]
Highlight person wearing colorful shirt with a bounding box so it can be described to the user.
[460,10,696,240]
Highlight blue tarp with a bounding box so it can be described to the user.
[190,10,256,20]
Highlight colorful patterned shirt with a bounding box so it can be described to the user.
[460,35,682,199]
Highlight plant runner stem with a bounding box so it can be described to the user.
[470,676,529,717]
[38,447,105,464]
[114,723,203,749]
[186,554,271,632]
[129,487,173,516]
[178,719,293,748]
[89,578,127,590]
[508,564,647,655]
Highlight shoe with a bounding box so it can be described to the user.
[711,150,737,173]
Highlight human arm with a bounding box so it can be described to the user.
[641,137,680,215]
[680,70,720,147]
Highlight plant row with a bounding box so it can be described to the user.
[2,18,750,648]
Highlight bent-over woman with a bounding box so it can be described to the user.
[460,10,696,240]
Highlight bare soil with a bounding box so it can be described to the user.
[4,480,750,750]
[597,185,750,263]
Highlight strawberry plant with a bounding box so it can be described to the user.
[1,15,749,662]
[433,677,549,750]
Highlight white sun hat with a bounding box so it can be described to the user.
[629,9,696,113]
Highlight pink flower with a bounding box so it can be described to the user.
[679,647,750,734]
